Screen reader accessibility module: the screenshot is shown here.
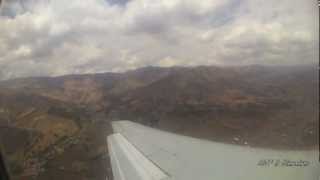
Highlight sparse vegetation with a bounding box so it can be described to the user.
[0,65,318,180]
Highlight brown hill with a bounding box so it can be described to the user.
[0,65,318,180]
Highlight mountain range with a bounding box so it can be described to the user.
[0,65,318,180]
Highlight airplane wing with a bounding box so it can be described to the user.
[107,121,319,180]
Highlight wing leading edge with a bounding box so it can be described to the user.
[107,133,169,180]
[107,120,319,180]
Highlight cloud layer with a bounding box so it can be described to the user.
[0,0,318,80]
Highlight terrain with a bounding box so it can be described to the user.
[0,65,318,180]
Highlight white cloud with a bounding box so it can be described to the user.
[13,45,32,57]
[0,0,318,80]
[157,56,185,67]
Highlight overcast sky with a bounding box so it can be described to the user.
[0,0,318,80]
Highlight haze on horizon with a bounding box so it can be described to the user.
[0,0,318,80]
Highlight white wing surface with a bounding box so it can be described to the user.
[107,120,319,180]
